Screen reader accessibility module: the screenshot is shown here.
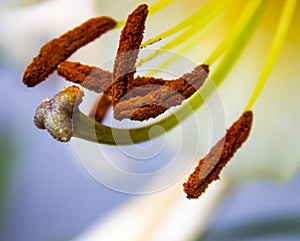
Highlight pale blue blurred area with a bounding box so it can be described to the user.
[197,172,300,241]
[0,57,130,241]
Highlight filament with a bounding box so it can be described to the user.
[205,0,264,65]
[245,0,298,110]
[115,0,175,28]
[136,0,232,67]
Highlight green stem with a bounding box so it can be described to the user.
[73,0,267,145]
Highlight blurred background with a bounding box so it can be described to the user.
[0,0,300,241]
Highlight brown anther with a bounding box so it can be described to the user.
[111,4,148,107]
[58,61,112,93]
[89,93,112,123]
[114,64,209,121]
[57,61,166,95]
[23,16,116,87]
[125,76,166,99]
[183,111,253,199]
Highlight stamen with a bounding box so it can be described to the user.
[57,61,166,94]
[140,0,230,48]
[57,61,112,93]
[115,0,175,28]
[205,0,264,65]
[208,0,267,87]
[147,0,175,16]
[89,93,112,123]
[245,0,298,110]
[114,64,209,121]
[136,0,231,67]
[183,111,253,199]
[145,21,213,77]
[112,4,148,107]
[23,17,116,87]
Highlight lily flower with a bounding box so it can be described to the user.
[2,0,300,240]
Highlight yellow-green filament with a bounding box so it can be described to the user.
[145,27,209,76]
[186,0,266,114]
[140,0,228,48]
[115,0,175,28]
[205,0,264,65]
[136,0,231,68]
[146,16,220,76]
[245,0,298,110]
[148,0,175,15]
